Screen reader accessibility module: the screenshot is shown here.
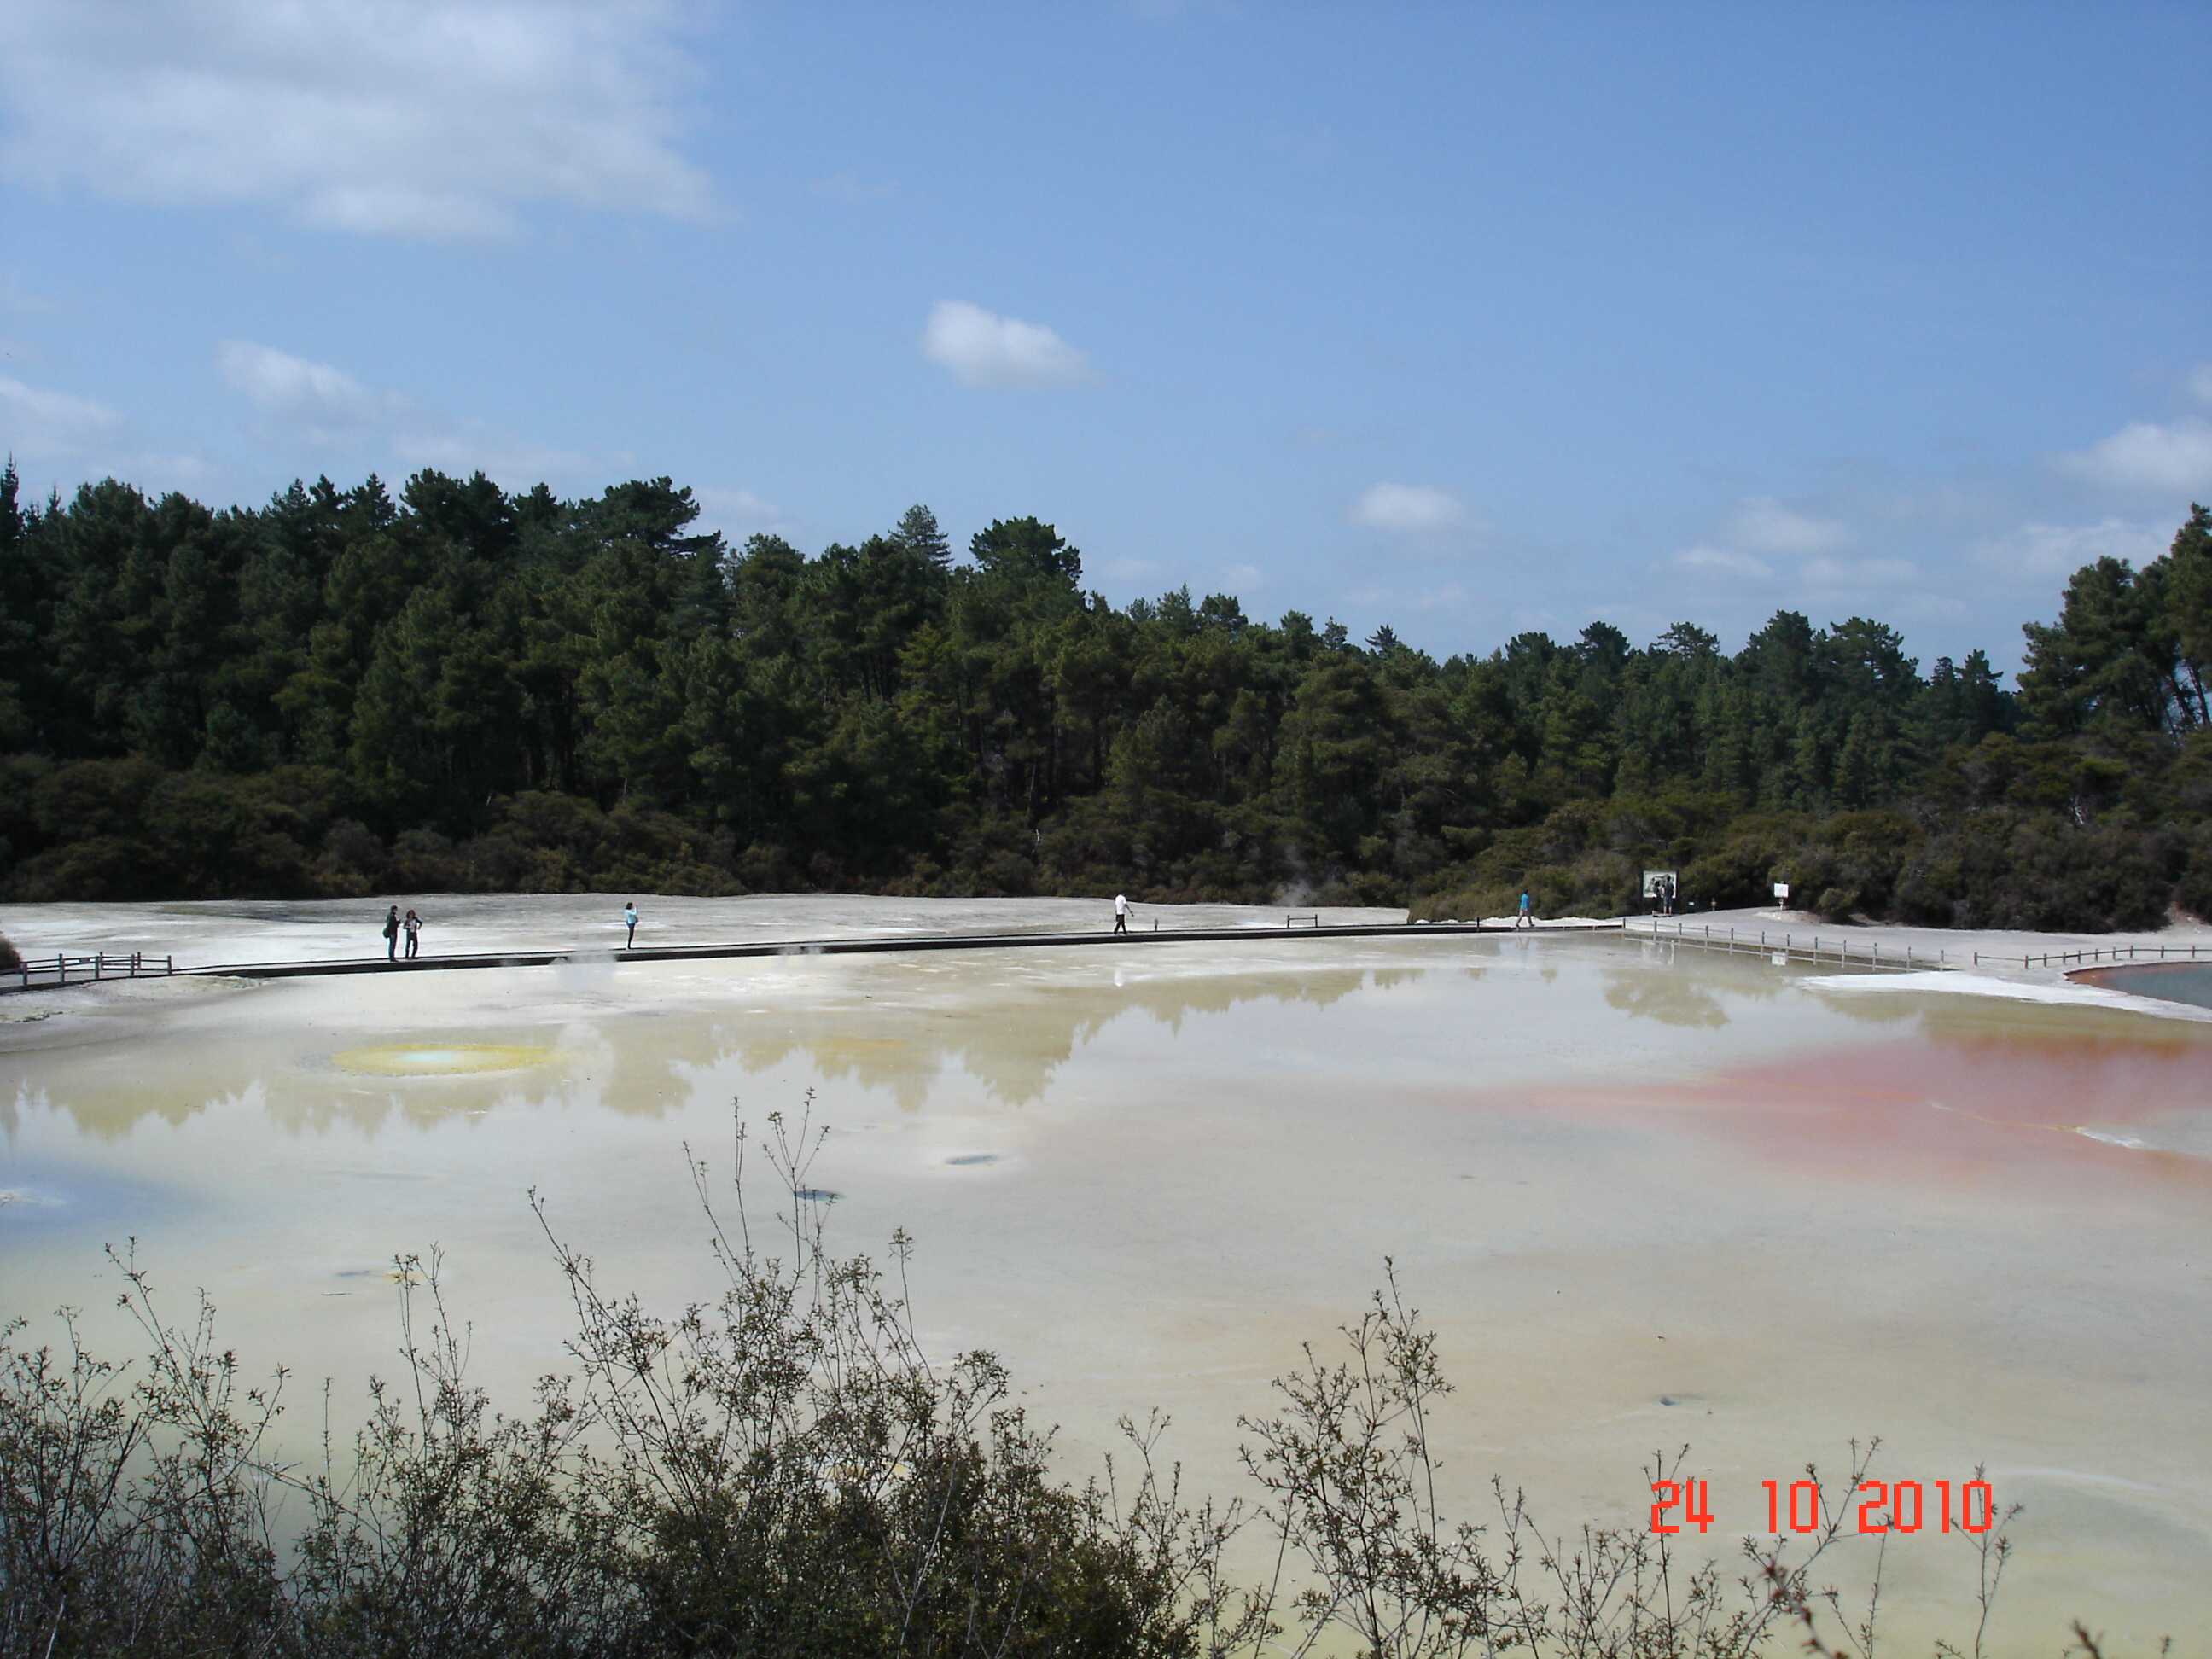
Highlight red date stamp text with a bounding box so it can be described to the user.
[1650,1477,1996,1536]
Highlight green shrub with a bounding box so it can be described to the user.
[0,1103,2075,1658]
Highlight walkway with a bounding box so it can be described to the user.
[9,916,1637,995]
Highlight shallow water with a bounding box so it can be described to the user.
[3,931,2209,1650]
[2076,959,2212,1012]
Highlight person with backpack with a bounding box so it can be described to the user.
[381,905,400,960]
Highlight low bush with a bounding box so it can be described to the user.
[0,1101,2089,1659]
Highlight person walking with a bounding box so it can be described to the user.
[1515,889,1535,930]
[1112,894,1130,934]
[381,905,400,960]
[402,908,422,960]
[622,901,639,949]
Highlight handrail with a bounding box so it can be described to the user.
[8,949,175,990]
[1623,918,1928,972]
[1623,918,2207,973]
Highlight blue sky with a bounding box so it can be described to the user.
[3,2,2207,672]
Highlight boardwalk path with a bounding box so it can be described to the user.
[181,917,1626,983]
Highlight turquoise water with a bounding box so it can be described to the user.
[2080,960,2212,1010]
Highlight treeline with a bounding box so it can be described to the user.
[0,461,2206,929]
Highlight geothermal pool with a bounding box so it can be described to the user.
[3,928,2209,1650]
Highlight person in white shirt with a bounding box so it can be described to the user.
[1113,894,1130,934]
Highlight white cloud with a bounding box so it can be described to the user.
[1672,544,1773,580]
[1098,556,1160,582]
[1973,518,2170,580]
[2189,364,2212,405]
[1348,481,1467,533]
[2058,418,2212,493]
[217,340,389,425]
[0,0,713,238]
[1729,496,1848,555]
[920,300,1088,388]
[1222,562,1263,590]
[207,340,597,486]
[0,375,124,451]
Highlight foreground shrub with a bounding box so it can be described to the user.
[1,1101,2124,1658]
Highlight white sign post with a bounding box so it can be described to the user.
[1773,882,1791,901]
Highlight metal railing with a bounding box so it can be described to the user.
[1627,920,2211,974]
[7,950,175,991]
[1626,919,1930,972]
[1995,941,2204,970]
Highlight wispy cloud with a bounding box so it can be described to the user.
[0,274,57,314]
[2058,418,2212,493]
[1222,562,1264,591]
[0,375,214,495]
[0,375,123,450]
[694,486,788,538]
[921,300,1088,389]
[1413,581,1469,612]
[811,172,896,205]
[212,340,602,489]
[0,0,714,238]
[1803,555,1919,591]
[1671,544,1773,580]
[1728,496,1848,555]
[217,340,393,428]
[389,428,597,487]
[2189,363,2212,405]
[1348,481,1467,533]
[1973,517,2170,581]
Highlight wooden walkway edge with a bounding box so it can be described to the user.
[2,917,1629,992]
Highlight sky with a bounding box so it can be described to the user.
[1,1,2207,675]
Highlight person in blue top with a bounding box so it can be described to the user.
[1515,889,1534,930]
[622,902,639,948]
